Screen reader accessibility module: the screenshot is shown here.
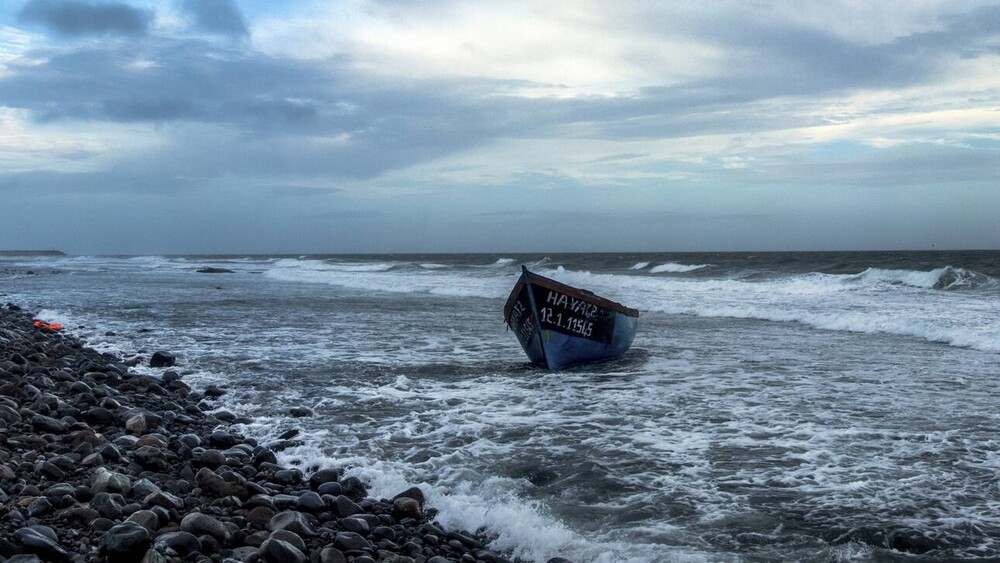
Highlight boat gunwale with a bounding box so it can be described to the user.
[504,267,639,320]
[502,277,527,322]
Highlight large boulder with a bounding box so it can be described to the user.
[98,522,153,563]
[149,351,176,368]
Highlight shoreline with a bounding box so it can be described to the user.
[0,302,544,563]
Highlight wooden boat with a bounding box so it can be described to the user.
[504,266,639,370]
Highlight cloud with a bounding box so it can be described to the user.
[1,2,997,202]
[179,0,247,37]
[18,0,151,36]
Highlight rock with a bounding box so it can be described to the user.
[126,510,160,533]
[320,546,348,563]
[341,518,370,534]
[297,491,325,512]
[274,468,303,486]
[100,443,122,462]
[289,407,313,417]
[334,531,372,552]
[393,486,426,506]
[447,530,483,549]
[252,448,277,467]
[27,497,54,517]
[393,497,421,520]
[125,413,147,435]
[13,526,70,562]
[90,518,115,533]
[58,506,99,526]
[180,512,228,543]
[91,467,131,494]
[31,414,67,433]
[149,351,176,368]
[91,492,124,519]
[268,510,316,537]
[153,531,202,556]
[36,461,65,481]
[339,476,367,501]
[333,495,364,518]
[259,538,306,563]
[0,404,21,424]
[133,446,168,469]
[196,267,235,274]
[203,385,226,398]
[139,548,168,563]
[130,478,160,499]
[208,430,239,449]
[247,506,276,528]
[197,448,226,468]
[0,463,17,480]
[308,468,340,490]
[99,522,153,563]
[270,530,306,552]
[317,482,343,496]
[195,467,248,498]
[143,490,185,510]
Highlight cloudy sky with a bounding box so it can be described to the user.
[0,0,997,254]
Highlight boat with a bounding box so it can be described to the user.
[504,266,639,370]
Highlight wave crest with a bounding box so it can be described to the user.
[650,262,709,274]
[852,266,997,291]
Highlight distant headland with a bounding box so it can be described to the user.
[0,250,66,256]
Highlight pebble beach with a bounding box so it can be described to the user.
[0,301,533,563]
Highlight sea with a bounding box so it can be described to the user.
[1,251,998,562]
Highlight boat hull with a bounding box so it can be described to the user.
[504,267,639,370]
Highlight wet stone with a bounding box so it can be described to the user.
[317,482,343,496]
[27,497,54,517]
[13,526,70,563]
[320,546,348,563]
[268,510,316,537]
[339,477,367,501]
[31,415,66,433]
[126,510,160,533]
[36,461,65,481]
[334,531,372,552]
[309,468,340,490]
[153,531,202,556]
[274,468,303,486]
[333,495,364,518]
[144,490,185,510]
[149,351,176,368]
[342,518,370,534]
[297,491,325,512]
[180,512,228,542]
[90,492,124,519]
[99,522,153,563]
[269,529,306,552]
[259,538,307,563]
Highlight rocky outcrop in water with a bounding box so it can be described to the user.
[0,303,523,563]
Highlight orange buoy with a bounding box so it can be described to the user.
[33,320,63,330]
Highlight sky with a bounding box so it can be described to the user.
[0,0,997,254]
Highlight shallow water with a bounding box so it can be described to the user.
[2,251,998,562]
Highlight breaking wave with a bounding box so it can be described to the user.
[650,263,709,274]
[850,267,997,291]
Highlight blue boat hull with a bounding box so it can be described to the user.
[504,267,639,370]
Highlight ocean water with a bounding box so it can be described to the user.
[2,251,998,562]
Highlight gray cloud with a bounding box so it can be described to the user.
[179,0,248,37]
[0,4,996,193]
[18,0,151,36]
